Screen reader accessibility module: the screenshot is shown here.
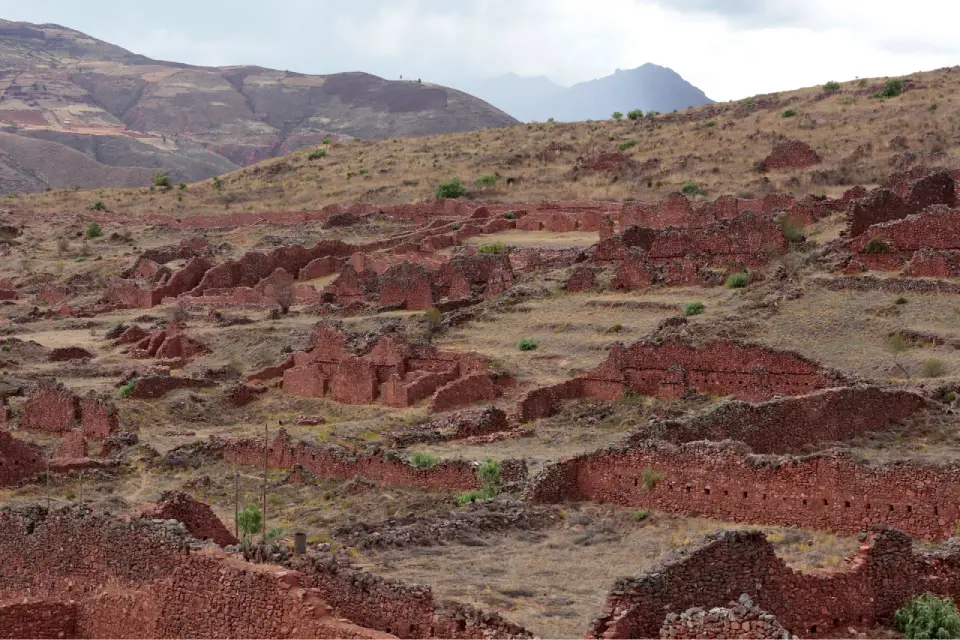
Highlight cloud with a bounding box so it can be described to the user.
[1,1,959,103]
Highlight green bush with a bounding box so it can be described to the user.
[778,214,805,243]
[118,379,136,398]
[457,490,488,505]
[410,452,439,469]
[634,509,649,521]
[882,78,904,98]
[474,173,499,187]
[823,81,841,93]
[477,241,504,255]
[895,593,960,639]
[617,139,638,151]
[90,201,106,212]
[178,182,187,190]
[782,109,797,118]
[627,109,643,120]
[895,296,909,305]
[503,211,517,220]
[322,137,332,145]
[154,172,171,188]
[611,111,623,120]
[861,235,891,254]
[478,458,501,490]
[641,468,664,492]
[518,338,538,351]
[646,111,660,117]
[436,177,467,199]
[682,302,705,317]
[237,504,263,540]
[704,120,717,127]
[86,222,103,239]
[681,182,705,196]
[307,149,328,160]
[212,175,223,190]
[726,272,749,289]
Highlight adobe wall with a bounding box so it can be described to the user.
[846,170,956,238]
[516,339,845,420]
[640,386,926,454]
[524,440,960,541]
[19,383,119,439]
[758,140,821,172]
[139,491,238,547]
[590,527,960,639]
[847,208,960,274]
[219,429,527,492]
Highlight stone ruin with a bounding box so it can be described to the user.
[758,140,822,172]
[126,324,209,366]
[846,205,960,277]
[18,381,119,440]
[659,594,794,639]
[248,324,500,412]
[138,491,238,547]
[515,338,846,421]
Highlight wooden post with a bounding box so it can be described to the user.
[262,421,268,541]
[234,462,239,540]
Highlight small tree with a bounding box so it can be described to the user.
[436,178,467,199]
[885,333,912,379]
[154,172,171,189]
[86,222,103,239]
[823,81,841,93]
[627,109,643,121]
[237,504,263,544]
[681,182,705,196]
[90,201,106,212]
[308,149,328,160]
[611,111,623,120]
[895,593,960,639]
[275,286,293,315]
[882,78,904,98]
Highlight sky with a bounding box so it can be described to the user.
[1,0,958,101]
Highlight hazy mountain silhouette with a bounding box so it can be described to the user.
[465,63,713,122]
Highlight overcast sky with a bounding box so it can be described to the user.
[1,0,958,101]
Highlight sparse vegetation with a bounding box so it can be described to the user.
[436,177,467,199]
[725,272,749,289]
[682,302,705,317]
[633,509,650,521]
[518,338,538,351]
[118,379,136,398]
[154,172,171,188]
[617,139,638,151]
[474,173,499,187]
[822,81,841,94]
[680,182,705,196]
[308,149,328,160]
[923,358,949,379]
[881,78,905,98]
[503,211,517,220]
[895,593,960,639]
[641,468,664,493]
[885,334,912,378]
[477,241,505,255]
[86,222,103,239]
[457,458,502,505]
[895,296,909,305]
[627,109,643,121]
[782,109,797,118]
[861,235,892,254]
[611,111,623,120]
[778,214,805,243]
[409,452,439,469]
[90,201,106,211]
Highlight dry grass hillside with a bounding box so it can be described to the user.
[14,67,959,216]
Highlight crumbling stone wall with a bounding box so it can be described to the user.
[0,430,43,486]
[659,594,793,639]
[590,527,959,639]
[0,599,78,639]
[846,170,957,238]
[139,491,238,547]
[525,439,960,540]
[759,140,821,172]
[516,339,844,420]
[53,430,88,459]
[639,386,925,454]
[847,207,960,273]
[20,384,119,439]
[130,324,209,365]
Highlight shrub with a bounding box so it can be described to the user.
[627,109,643,120]
[477,241,504,255]
[611,111,623,120]
[895,296,909,305]
[56,237,70,254]
[778,214,805,243]
[436,177,467,199]
[895,593,960,639]
[726,272,749,289]
[86,222,103,239]
[90,201,106,211]
[410,452,439,469]
[518,338,538,351]
[861,235,891,254]
[307,149,328,160]
[646,110,660,117]
[882,78,904,98]
[74,256,87,263]
[178,182,187,190]
[641,468,664,492]
[823,81,841,93]
[634,509,650,521]
[704,120,717,127]
[682,301,705,316]
[474,173,499,187]
[154,172,171,188]
[478,458,501,491]
[923,359,949,379]
[681,182,705,196]
[617,139,638,151]
[503,210,517,220]
[322,137,332,145]
[424,307,443,325]
[237,504,263,541]
[118,379,136,398]
[265,526,284,541]
[457,490,488,505]
[782,109,797,118]
[212,175,223,190]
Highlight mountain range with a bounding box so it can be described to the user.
[0,19,518,193]
[460,64,714,123]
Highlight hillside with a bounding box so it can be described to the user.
[16,66,957,215]
[0,19,519,193]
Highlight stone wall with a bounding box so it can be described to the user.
[638,386,926,454]
[515,339,845,420]
[0,599,77,639]
[0,430,43,486]
[659,594,793,639]
[525,439,960,540]
[0,506,531,638]
[845,170,956,238]
[139,491,238,547]
[847,207,960,273]
[759,140,821,172]
[589,527,960,639]
[19,383,119,438]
